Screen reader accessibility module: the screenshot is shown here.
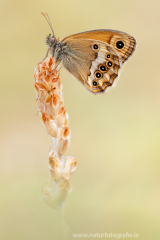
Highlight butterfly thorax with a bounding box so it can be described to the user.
[46,34,66,64]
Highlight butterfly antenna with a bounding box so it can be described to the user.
[41,12,55,37]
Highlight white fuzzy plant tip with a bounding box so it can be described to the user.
[34,57,77,209]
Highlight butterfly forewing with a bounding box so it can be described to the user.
[62,29,136,64]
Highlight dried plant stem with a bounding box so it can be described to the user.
[34,57,77,238]
[56,205,69,239]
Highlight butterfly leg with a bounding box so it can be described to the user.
[38,47,50,64]
[46,64,59,77]
[45,63,63,83]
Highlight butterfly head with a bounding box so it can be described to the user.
[46,34,57,47]
[46,34,65,63]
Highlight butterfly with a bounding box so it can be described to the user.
[41,12,136,94]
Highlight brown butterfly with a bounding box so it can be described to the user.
[41,12,136,94]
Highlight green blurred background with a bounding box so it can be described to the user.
[0,0,160,239]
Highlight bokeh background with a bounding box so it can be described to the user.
[0,0,160,239]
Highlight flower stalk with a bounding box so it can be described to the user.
[34,57,77,210]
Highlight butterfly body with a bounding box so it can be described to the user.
[43,14,136,94]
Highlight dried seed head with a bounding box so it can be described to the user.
[34,56,77,209]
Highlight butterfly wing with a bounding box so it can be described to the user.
[86,41,122,94]
[63,29,136,63]
[61,30,136,94]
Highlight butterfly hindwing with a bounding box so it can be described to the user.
[62,39,122,94]
[85,41,122,94]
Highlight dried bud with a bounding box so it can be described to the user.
[58,126,71,155]
[59,126,71,139]
[42,112,57,137]
[62,157,77,180]
[56,179,72,204]
[57,106,67,127]
[48,94,61,116]
[49,151,62,182]
[42,183,59,209]
[58,139,70,156]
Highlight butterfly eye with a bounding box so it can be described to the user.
[92,44,99,51]
[99,64,107,72]
[94,71,102,79]
[93,81,98,86]
[107,61,112,67]
[116,41,124,49]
